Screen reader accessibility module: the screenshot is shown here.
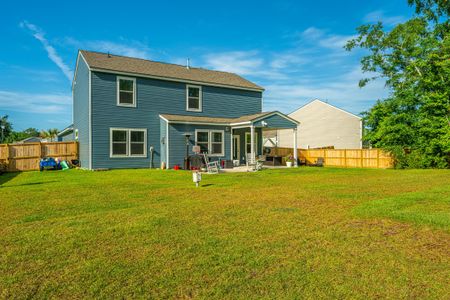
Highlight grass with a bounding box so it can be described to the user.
[0,167,449,299]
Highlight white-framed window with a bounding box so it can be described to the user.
[196,130,209,153]
[117,76,136,107]
[110,128,147,157]
[186,85,202,112]
[195,129,224,156]
[245,132,258,154]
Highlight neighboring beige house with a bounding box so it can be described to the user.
[266,99,362,149]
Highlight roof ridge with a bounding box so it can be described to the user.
[80,49,256,79]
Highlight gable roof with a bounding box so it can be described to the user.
[289,99,362,120]
[79,50,264,92]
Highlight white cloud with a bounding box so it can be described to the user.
[203,51,286,79]
[363,10,406,26]
[199,25,387,116]
[64,37,153,59]
[300,27,356,50]
[270,53,307,69]
[263,67,388,114]
[20,21,73,81]
[0,90,71,114]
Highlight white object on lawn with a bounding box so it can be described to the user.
[192,171,202,187]
[286,161,292,168]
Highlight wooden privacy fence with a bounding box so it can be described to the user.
[270,147,393,169]
[0,142,78,172]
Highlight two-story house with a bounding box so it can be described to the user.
[70,50,298,170]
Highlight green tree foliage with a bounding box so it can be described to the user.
[346,0,450,168]
[0,115,44,143]
[47,128,59,142]
[0,115,13,143]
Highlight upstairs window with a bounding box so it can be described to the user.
[117,76,136,107]
[186,85,202,112]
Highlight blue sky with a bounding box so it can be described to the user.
[1,0,412,131]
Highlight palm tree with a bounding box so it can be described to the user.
[39,130,50,142]
[47,129,59,142]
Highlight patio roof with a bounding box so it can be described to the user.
[160,111,298,128]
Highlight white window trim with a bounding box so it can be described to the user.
[110,128,147,158]
[195,129,224,157]
[245,132,258,154]
[117,76,136,107]
[186,85,202,112]
[210,130,225,156]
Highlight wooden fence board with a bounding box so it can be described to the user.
[0,142,78,172]
[269,147,393,169]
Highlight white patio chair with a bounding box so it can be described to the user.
[246,153,264,171]
[202,153,220,174]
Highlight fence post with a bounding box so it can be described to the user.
[344,149,347,168]
[377,149,380,168]
[6,144,10,171]
[38,142,42,159]
[360,149,364,168]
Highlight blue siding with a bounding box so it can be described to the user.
[90,71,262,169]
[73,57,90,168]
[168,124,231,168]
[254,114,297,129]
[202,86,262,117]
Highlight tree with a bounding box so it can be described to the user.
[23,128,40,137]
[0,115,13,143]
[346,0,450,168]
[47,129,59,142]
[40,130,50,141]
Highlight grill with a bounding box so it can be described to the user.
[189,155,203,170]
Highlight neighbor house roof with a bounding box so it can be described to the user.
[289,99,362,120]
[57,124,74,136]
[79,50,264,91]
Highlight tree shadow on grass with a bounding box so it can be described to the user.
[0,172,19,187]
[0,180,58,188]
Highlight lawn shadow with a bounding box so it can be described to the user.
[201,184,214,187]
[0,172,19,186]
[1,180,59,188]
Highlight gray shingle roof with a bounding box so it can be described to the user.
[80,50,264,91]
[160,112,274,125]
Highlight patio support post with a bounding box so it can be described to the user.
[250,125,255,164]
[293,127,298,167]
[230,128,233,161]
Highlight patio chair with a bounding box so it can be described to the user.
[202,153,220,174]
[246,153,264,172]
[310,157,324,167]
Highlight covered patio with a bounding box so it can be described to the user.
[159,111,299,170]
[229,111,299,167]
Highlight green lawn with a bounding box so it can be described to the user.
[1,168,449,299]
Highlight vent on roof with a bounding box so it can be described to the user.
[186,58,190,69]
[107,52,111,58]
